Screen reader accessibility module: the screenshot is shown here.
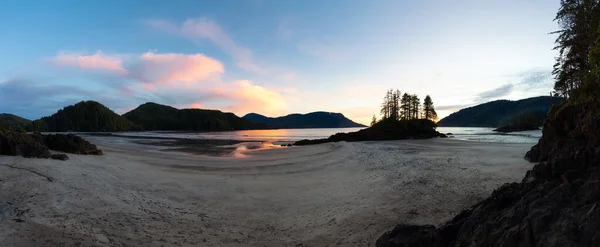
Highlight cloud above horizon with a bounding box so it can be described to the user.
[146,18,264,74]
[50,51,127,74]
[2,50,289,118]
[474,84,514,103]
[132,52,224,89]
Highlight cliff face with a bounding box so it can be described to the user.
[376,99,600,247]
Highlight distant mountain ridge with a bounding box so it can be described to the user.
[7,101,364,132]
[243,112,366,129]
[123,102,266,131]
[29,101,137,132]
[437,96,563,127]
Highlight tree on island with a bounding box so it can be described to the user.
[379,90,432,121]
[381,89,402,120]
[411,94,420,119]
[400,93,411,119]
[422,95,438,121]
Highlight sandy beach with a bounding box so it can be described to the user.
[0,137,532,246]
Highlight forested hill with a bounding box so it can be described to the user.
[437,96,563,127]
[243,112,366,129]
[29,101,137,132]
[0,113,31,130]
[123,102,266,131]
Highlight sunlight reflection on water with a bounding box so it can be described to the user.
[117,127,541,144]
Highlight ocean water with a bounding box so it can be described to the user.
[117,127,542,144]
[437,127,541,144]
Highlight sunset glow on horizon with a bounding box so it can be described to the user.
[0,1,560,125]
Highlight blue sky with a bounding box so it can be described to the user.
[0,0,560,124]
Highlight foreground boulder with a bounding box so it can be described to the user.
[51,153,70,161]
[377,99,600,247]
[45,134,103,155]
[0,132,51,158]
[295,119,443,145]
[0,132,103,158]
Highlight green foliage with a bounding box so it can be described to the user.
[371,115,377,126]
[31,101,137,132]
[123,102,262,131]
[0,120,10,134]
[552,0,600,97]
[29,119,49,132]
[0,113,31,132]
[506,112,543,129]
[438,96,563,127]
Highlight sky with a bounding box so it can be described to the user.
[0,0,560,125]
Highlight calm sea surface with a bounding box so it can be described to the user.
[118,127,542,144]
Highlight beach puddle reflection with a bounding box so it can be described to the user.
[232,140,288,158]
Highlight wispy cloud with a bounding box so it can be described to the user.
[146,18,264,74]
[436,104,473,111]
[475,84,513,103]
[49,51,126,74]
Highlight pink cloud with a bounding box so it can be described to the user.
[134,52,224,86]
[48,49,291,117]
[50,51,126,73]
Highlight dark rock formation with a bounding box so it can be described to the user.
[0,132,51,158]
[377,100,600,247]
[51,153,69,161]
[524,143,541,163]
[294,119,443,146]
[0,132,102,158]
[45,134,103,155]
[493,125,539,133]
[376,224,436,247]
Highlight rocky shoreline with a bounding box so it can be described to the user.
[0,132,103,160]
[376,100,600,246]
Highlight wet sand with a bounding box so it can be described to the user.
[0,136,532,246]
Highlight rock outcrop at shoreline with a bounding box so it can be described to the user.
[0,132,102,158]
[0,132,51,158]
[376,99,600,246]
[294,119,443,146]
[44,134,103,155]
